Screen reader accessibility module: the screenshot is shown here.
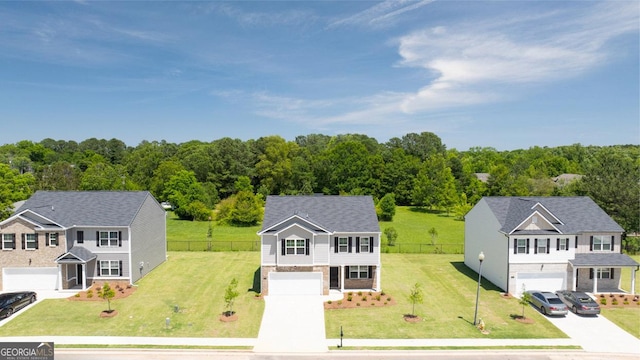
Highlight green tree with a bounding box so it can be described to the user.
[408,282,424,317]
[224,278,239,316]
[254,135,297,195]
[377,193,396,221]
[97,282,116,312]
[38,161,80,190]
[230,191,262,226]
[519,286,532,319]
[384,227,398,247]
[0,163,35,219]
[163,170,210,220]
[428,227,438,245]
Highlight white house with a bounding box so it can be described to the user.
[465,196,638,297]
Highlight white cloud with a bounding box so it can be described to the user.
[328,0,435,28]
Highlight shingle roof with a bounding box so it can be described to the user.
[15,191,153,227]
[483,196,624,234]
[260,195,380,233]
[570,253,639,267]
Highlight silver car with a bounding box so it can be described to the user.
[526,290,568,316]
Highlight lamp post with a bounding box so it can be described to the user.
[473,251,485,326]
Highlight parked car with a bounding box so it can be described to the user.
[0,291,37,319]
[526,290,568,316]
[556,290,600,315]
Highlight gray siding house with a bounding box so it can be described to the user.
[465,196,638,297]
[0,191,166,291]
[259,195,381,296]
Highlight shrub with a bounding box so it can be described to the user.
[357,291,363,296]
[337,300,342,305]
[347,295,353,302]
[376,295,381,301]
[624,300,629,305]
[362,296,367,301]
[368,291,373,296]
[384,302,388,305]
[356,303,361,307]
[327,300,332,305]
[612,299,618,305]
[387,297,391,302]
[381,291,386,296]
[74,293,80,298]
[600,298,607,305]
[371,302,375,306]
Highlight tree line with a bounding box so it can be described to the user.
[0,133,637,236]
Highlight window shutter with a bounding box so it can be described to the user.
[21,234,25,249]
[96,231,100,247]
[119,231,122,247]
[348,237,352,253]
[368,266,373,279]
[11,234,15,249]
[119,261,123,276]
[526,238,530,254]
[334,237,338,253]
[546,238,550,254]
[77,231,84,244]
[46,233,50,247]
[611,268,614,279]
[34,234,38,249]
[96,262,100,276]
[345,266,350,279]
[305,239,310,256]
[556,238,559,251]
[370,237,374,253]
[513,239,517,254]
[575,236,578,249]
[281,239,285,256]
[611,235,615,252]
[566,239,569,251]
[534,239,538,254]
[589,236,593,251]
[589,268,593,279]
[355,237,360,253]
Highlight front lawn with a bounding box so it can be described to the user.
[601,307,640,338]
[0,252,263,338]
[325,254,567,339]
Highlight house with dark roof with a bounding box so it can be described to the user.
[258,195,381,296]
[465,196,638,297]
[0,191,166,291]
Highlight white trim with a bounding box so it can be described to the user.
[257,215,331,235]
[530,202,564,225]
[510,210,562,235]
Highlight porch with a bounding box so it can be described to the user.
[569,253,639,294]
[329,265,381,293]
[54,246,96,291]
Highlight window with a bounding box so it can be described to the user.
[592,235,611,251]
[597,268,611,279]
[359,237,370,253]
[338,237,348,253]
[48,233,58,247]
[535,238,549,254]
[2,234,15,250]
[25,234,37,250]
[516,239,527,254]
[99,260,120,277]
[100,231,119,247]
[285,239,305,255]
[558,238,568,251]
[349,265,370,279]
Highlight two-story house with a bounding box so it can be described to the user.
[258,195,381,296]
[465,196,638,297]
[0,191,166,292]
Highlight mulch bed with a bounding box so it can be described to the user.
[99,310,118,318]
[403,314,421,323]
[597,293,640,308]
[68,281,136,301]
[324,292,396,309]
[219,311,238,322]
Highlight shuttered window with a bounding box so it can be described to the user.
[25,233,38,250]
[1,233,15,250]
[99,231,120,247]
[99,260,121,276]
[348,265,370,279]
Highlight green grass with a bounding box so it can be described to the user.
[601,307,640,338]
[325,254,567,339]
[379,207,465,254]
[0,252,263,338]
[166,212,260,251]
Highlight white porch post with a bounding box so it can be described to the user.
[572,267,577,291]
[376,265,381,291]
[632,267,637,295]
[82,263,87,290]
[592,267,598,294]
[340,265,345,292]
[57,264,62,291]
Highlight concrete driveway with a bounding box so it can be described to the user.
[253,295,327,353]
[545,311,640,354]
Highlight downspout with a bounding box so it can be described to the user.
[505,233,510,295]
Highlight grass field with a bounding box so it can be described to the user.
[0,252,263,338]
[324,253,566,339]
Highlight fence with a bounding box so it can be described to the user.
[167,240,464,254]
[382,243,464,254]
[167,240,260,252]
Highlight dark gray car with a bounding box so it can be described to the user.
[0,291,37,318]
[556,290,600,315]
[526,290,568,316]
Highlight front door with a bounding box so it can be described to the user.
[76,264,83,286]
[330,267,339,289]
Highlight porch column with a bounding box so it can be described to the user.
[572,267,577,291]
[57,264,62,291]
[632,267,637,295]
[376,265,381,291]
[592,267,598,294]
[82,263,87,290]
[340,265,345,292]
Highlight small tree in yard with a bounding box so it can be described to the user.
[97,282,115,312]
[519,285,532,319]
[428,227,438,245]
[384,227,398,247]
[408,283,424,317]
[224,278,239,316]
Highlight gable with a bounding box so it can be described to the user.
[259,215,328,235]
[514,211,560,233]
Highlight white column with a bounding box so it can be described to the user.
[340,265,345,292]
[82,263,87,290]
[572,267,577,291]
[57,264,62,291]
[376,265,381,291]
[592,267,598,294]
[632,268,637,295]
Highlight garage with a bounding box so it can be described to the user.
[2,267,58,291]
[515,272,566,297]
[268,272,323,295]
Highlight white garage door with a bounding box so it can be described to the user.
[515,272,566,297]
[3,267,58,291]
[269,272,322,295]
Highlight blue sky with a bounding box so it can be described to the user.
[0,1,638,150]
